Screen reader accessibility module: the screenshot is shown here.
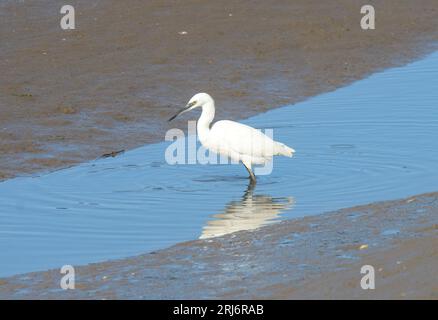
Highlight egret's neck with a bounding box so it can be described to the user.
[197,100,215,141]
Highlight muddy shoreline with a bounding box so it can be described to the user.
[1,0,438,180]
[1,191,436,299]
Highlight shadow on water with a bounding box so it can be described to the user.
[1,52,438,276]
[200,181,294,239]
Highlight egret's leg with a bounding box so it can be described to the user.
[242,162,257,183]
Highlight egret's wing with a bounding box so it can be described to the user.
[210,120,277,158]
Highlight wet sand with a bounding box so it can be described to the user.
[1,192,436,299]
[1,0,438,180]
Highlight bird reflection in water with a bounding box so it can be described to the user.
[200,181,294,239]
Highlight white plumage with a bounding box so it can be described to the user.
[169,93,295,181]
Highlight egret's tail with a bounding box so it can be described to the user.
[275,142,295,157]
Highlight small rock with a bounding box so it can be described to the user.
[59,106,76,114]
[101,150,125,158]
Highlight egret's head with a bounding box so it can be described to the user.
[168,93,213,122]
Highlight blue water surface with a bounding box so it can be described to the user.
[1,52,438,277]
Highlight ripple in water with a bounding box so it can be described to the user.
[1,52,438,276]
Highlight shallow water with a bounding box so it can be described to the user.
[1,52,438,277]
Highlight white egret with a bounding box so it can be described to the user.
[168,93,295,181]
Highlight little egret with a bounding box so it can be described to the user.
[168,93,295,182]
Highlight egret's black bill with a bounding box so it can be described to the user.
[168,102,195,122]
[168,107,188,122]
